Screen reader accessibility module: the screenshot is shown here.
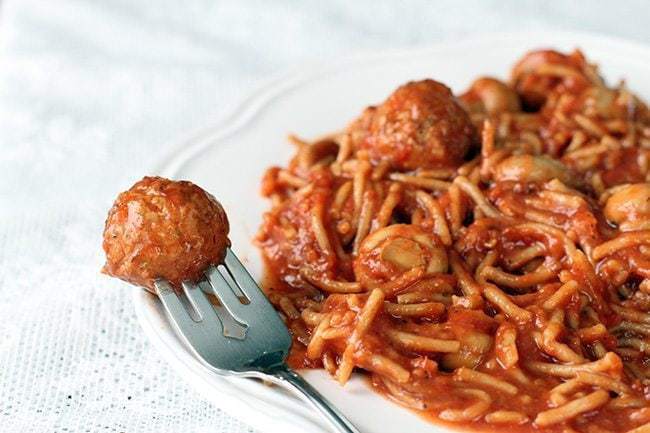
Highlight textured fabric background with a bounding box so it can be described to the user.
[1,1,648,432]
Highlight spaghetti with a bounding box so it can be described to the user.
[256,48,650,432]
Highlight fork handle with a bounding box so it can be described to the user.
[270,365,361,433]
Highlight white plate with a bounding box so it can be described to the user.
[133,31,650,433]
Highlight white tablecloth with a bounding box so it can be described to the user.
[1,1,648,432]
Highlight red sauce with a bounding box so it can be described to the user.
[257,48,650,432]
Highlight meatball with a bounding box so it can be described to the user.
[347,106,376,150]
[604,183,650,232]
[511,49,593,111]
[359,79,475,171]
[256,173,339,288]
[102,176,230,292]
[459,77,521,115]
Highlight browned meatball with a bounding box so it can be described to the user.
[347,106,376,150]
[102,176,230,292]
[511,49,593,111]
[358,79,475,171]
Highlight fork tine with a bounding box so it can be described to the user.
[181,280,213,322]
[223,249,271,306]
[156,279,227,361]
[204,265,247,319]
[155,279,193,321]
[197,280,248,340]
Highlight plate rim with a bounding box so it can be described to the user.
[136,29,650,433]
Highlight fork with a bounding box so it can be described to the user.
[154,248,360,433]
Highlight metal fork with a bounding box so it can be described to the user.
[154,248,360,433]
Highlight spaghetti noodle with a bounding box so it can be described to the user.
[256,48,650,432]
